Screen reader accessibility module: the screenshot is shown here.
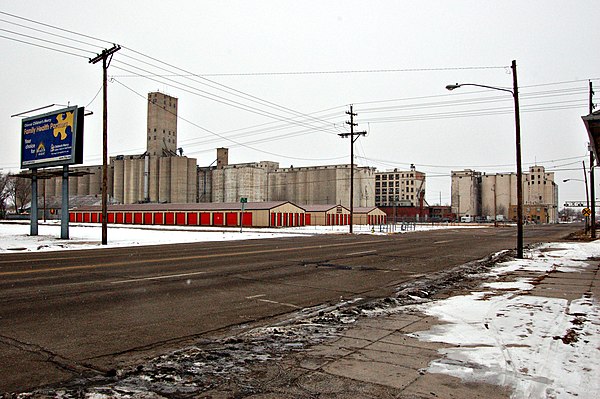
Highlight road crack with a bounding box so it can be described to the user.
[0,334,105,379]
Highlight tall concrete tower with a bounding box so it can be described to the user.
[147,92,178,156]
[217,147,229,169]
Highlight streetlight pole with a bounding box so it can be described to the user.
[446,60,524,258]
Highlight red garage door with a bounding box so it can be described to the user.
[165,212,175,225]
[144,212,153,224]
[134,212,143,224]
[200,213,210,225]
[187,212,198,225]
[176,212,186,225]
[226,212,238,226]
[213,212,224,226]
[242,212,253,226]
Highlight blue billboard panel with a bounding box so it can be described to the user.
[21,106,84,169]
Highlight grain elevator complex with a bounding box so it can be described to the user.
[42,92,375,213]
[37,91,558,225]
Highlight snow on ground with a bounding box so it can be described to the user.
[0,220,479,253]
[409,241,600,399]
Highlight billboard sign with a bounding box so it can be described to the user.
[21,106,84,169]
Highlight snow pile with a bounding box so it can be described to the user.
[410,241,600,399]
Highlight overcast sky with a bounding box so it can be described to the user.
[1,1,599,207]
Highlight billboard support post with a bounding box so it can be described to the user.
[30,168,38,236]
[61,165,69,239]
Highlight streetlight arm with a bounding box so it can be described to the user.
[445,60,523,259]
[446,83,514,95]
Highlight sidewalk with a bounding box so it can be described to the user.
[286,241,600,398]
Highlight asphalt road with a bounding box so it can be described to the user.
[0,223,578,393]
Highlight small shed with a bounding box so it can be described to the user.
[304,204,350,226]
[354,206,387,225]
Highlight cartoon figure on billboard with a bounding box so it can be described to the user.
[53,111,74,140]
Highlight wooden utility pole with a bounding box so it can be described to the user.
[89,44,121,245]
[339,105,366,234]
[512,60,524,259]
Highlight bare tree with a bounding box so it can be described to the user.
[7,174,31,213]
[0,172,10,218]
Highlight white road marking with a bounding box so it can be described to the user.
[111,271,207,284]
[346,250,377,256]
[433,240,453,244]
[245,294,267,299]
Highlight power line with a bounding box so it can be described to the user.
[0,27,96,57]
[0,17,105,51]
[111,62,340,136]
[0,12,342,138]
[111,79,348,162]
[111,65,509,78]
[118,46,339,132]
[0,34,90,59]
[0,10,113,46]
